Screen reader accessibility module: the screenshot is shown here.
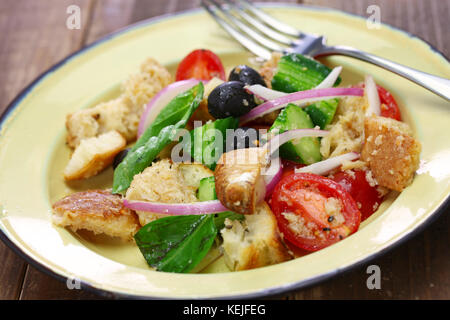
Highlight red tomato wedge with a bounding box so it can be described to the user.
[271,173,361,252]
[175,49,226,81]
[377,85,401,121]
[332,170,384,221]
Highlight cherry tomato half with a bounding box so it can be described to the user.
[175,49,226,81]
[377,85,401,121]
[271,173,361,252]
[332,170,384,221]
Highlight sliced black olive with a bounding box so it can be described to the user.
[230,127,260,150]
[207,81,257,119]
[228,65,266,87]
[113,148,130,170]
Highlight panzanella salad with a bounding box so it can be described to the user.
[53,49,421,273]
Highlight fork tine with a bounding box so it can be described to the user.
[223,0,295,46]
[210,0,287,52]
[201,0,273,60]
[237,0,303,37]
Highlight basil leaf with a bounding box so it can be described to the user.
[112,82,204,194]
[135,214,217,273]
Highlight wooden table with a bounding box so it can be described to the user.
[0,0,448,300]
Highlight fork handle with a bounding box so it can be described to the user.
[317,45,450,101]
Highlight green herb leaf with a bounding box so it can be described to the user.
[112,82,204,194]
[134,214,217,273]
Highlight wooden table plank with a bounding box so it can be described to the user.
[0,0,94,300]
[19,265,102,300]
[0,0,448,300]
[0,241,26,299]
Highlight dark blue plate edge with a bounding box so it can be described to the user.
[0,4,448,300]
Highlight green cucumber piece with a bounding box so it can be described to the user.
[189,117,239,170]
[304,99,339,129]
[270,104,322,164]
[197,176,217,201]
[197,176,244,230]
[271,53,341,92]
[271,53,341,130]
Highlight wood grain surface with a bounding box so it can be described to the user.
[0,0,448,300]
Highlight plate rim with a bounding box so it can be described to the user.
[0,3,449,300]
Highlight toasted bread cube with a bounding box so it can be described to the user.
[214,148,268,215]
[320,95,368,159]
[64,131,126,181]
[122,57,173,116]
[361,115,421,191]
[52,190,140,241]
[221,202,292,271]
[66,58,172,148]
[66,98,130,148]
[125,159,213,226]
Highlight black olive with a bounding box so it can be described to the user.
[207,81,257,119]
[228,65,266,87]
[229,127,260,150]
[113,148,130,170]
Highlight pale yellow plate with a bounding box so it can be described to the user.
[0,4,449,299]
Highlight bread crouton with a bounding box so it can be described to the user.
[66,98,130,148]
[214,148,268,215]
[125,159,213,226]
[52,190,140,241]
[320,95,368,159]
[361,115,421,191]
[66,58,172,148]
[122,57,173,120]
[221,202,292,271]
[64,130,126,181]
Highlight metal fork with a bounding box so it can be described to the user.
[201,0,450,101]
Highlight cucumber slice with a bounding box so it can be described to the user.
[304,99,339,129]
[270,104,322,164]
[197,176,217,201]
[189,117,239,170]
[271,53,341,130]
[272,53,341,92]
[197,176,244,230]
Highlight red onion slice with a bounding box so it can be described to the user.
[246,66,343,102]
[123,199,228,215]
[138,79,205,136]
[295,152,360,175]
[240,87,364,124]
[364,75,381,117]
